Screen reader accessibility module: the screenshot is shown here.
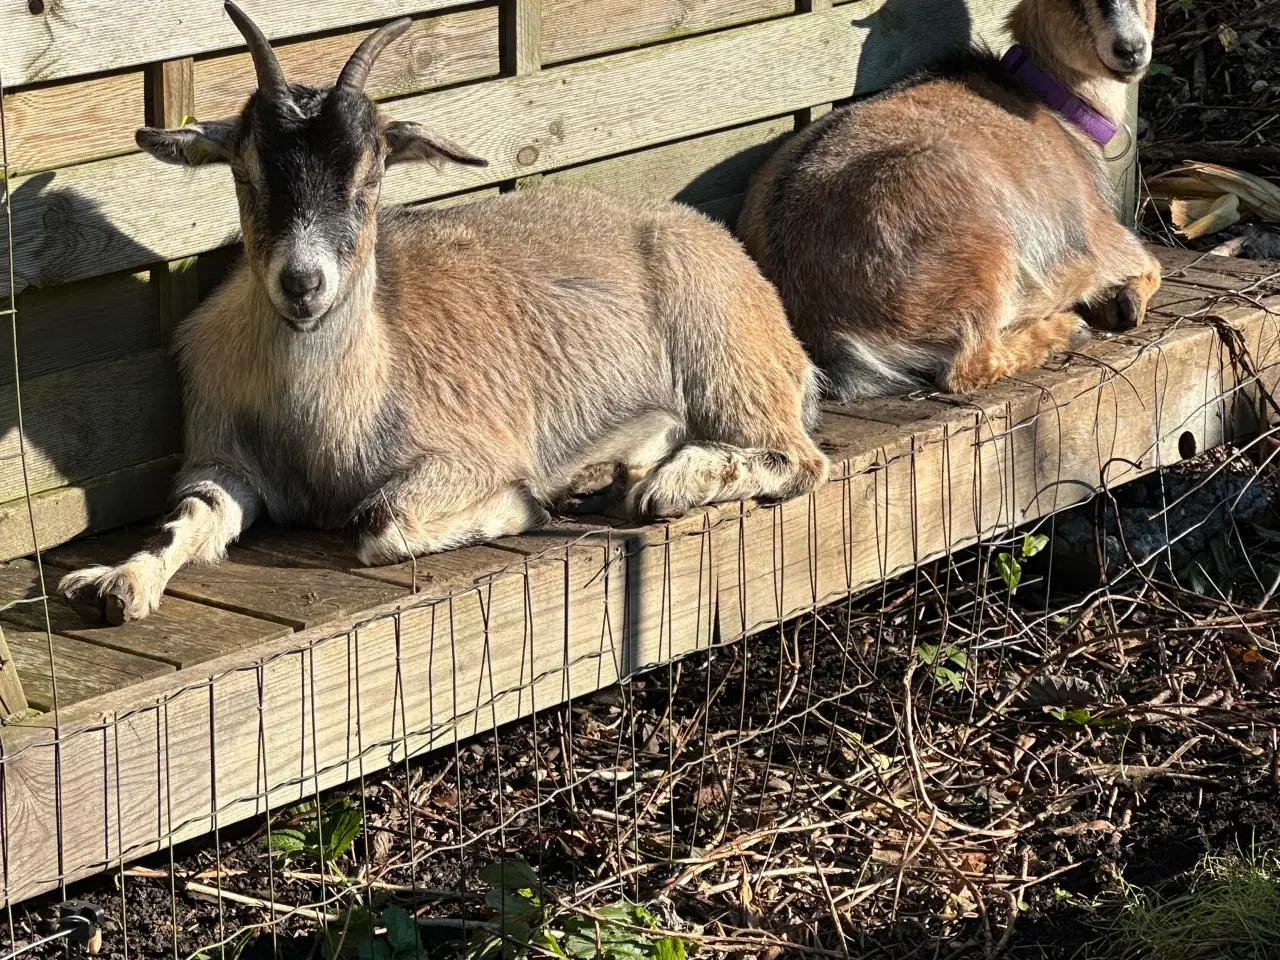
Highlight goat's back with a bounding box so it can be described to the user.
[740,60,1114,369]
[374,184,814,457]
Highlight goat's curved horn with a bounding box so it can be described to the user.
[335,18,413,96]
[224,1,289,103]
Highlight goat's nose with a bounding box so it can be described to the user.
[280,266,323,299]
[1112,37,1147,66]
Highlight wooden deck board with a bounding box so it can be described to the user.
[232,526,525,593]
[46,530,408,631]
[0,560,289,669]
[1,252,1278,906]
[2,625,173,713]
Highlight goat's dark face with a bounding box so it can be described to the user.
[136,2,487,331]
[1073,0,1157,80]
[222,87,378,327]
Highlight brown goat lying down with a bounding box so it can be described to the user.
[60,3,828,625]
[740,0,1161,401]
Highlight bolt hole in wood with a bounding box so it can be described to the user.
[27,0,43,13]
[1179,431,1198,460]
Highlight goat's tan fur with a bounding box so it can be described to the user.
[59,13,827,625]
[739,0,1161,400]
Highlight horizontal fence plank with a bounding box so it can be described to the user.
[3,72,145,176]
[0,349,181,504]
[519,117,793,207]
[194,6,501,120]
[540,0,791,64]
[2,7,861,296]
[0,628,26,719]
[4,270,157,385]
[836,0,1014,97]
[3,276,1276,905]
[1,0,470,88]
[0,457,179,562]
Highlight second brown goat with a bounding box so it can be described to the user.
[740,0,1161,400]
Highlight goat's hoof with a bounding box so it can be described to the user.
[626,474,704,520]
[1066,319,1093,352]
[568,461,620,497]
[1112,286,1145,331]
[103,587,133,626]
[62,582,109,624]
[1084,285,1147,332]
[58,564,158,625]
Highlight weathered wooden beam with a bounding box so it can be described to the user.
[0,349,181,506]
[0,8,501,180]
[501,0,543,77]
[2,271,158,386]
[540,0,791,65]
[0,71,145,176]
[0,560,291,669]
[0,457,178,562]
[47,531,405,632]
[196,8,500,119]
[3,624,172,714]
[516,118,793,207]
[148,57,201,343]
[1114,85,1141,227]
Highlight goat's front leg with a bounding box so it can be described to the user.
[352,461,549,566]
[59,466,261,624]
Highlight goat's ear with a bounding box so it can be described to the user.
[135,119,238,167]
[383,120,489,169]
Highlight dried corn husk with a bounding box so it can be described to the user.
[1154,162,1280,221]
[1168,197,1215,229]
[1147,175,1225,201]
[1178,192,1241,240]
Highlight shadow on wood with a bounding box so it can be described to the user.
[850,0,975,99]
[0,173,182,560]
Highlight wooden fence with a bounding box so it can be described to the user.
[0,0,1146,563]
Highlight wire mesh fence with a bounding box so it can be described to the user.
[4,23,1280,960]
[2,435,1279,959]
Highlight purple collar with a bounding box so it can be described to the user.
[1000,44,1118,147]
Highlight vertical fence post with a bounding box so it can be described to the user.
[0,625,28,719]
[0,66,32,721]
[796,1,835,128]
[148,58,201,343]
[1112,85,1141,228]
[502,0,542,78]
[501,0,542,193]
